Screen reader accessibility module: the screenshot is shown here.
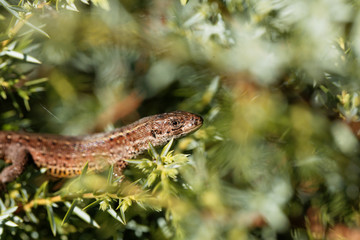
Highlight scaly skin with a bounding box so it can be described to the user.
[0,111,203,186]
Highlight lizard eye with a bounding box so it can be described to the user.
[172,120,179,126]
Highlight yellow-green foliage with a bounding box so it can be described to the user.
[1,0,360,239]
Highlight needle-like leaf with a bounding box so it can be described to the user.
[0,0,49,38]
[46,204,56,236]
[107,207,125,225]
[161,138,174,158]
[65,202,100,228]
[62,200,77,225]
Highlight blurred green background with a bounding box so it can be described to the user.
[2,0,360,239]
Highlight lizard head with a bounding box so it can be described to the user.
[100,111,203,160]
[150,111,203,142]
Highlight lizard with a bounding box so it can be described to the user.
[0,111,203,188]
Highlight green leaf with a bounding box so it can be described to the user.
[123,159,149,164]
[82,199,102,211]
[29,86,45,93]
[4,220,18,227]
[202,76,220,105]
[62,0,78,12]
[107,164,114,184]
[0,90,6,99]
[180,0,189,6]
[107,207,125,224]
[0,0,50,38]
[0,213,11,222]
[0,199,6,211]
[62,200,77,226]
[17,89,31,110]
[0,213,12,222]
[99,200,110,211]
[148,142,159,160]
[7,6,26,12]
[80,161,89,180]
[65,202,100,228]
[25,210,39,223]
[161,138,174,158]
[46,204,56,236]
[90,0,109,10]
[152,181,162,194]
[145,172,158,188]
[1,206,18,215]
[34,181,48,203]
[136,201,146,210]
[120,205,126,224]
[0,50,42,64]
[24,77,48,86]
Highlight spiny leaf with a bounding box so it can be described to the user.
[0,199,6,211]
[0,50,41,64]
[25,210,39,223]
[34,181,48,203]
[4,220,17,227]
[120,205,126,224]
[145,172,158,188]
[107,164,114,184]
[17,89,30,111]
[62,200,77,226]
[1,206,18,216]
[24,77,48,86]
[202,76,220,105]
[136,201,146,210]
[123,159,148,164]
[65,202,100,228]
[90,0,109,10]
[161,138,174,158]
[29,86,45,93]
[148,142,159,161]
[0,213,13,222]
[46,204,56,236]
[180,0,189,6]
[107,207,125,224]
[0,90,6,99]
[0,0,49,38]
[80,161,89,179]
[82,199,102,211]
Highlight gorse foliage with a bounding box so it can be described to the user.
[0,139,196,238]
[1,0,360,239]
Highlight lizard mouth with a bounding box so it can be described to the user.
[189,113,203,131]
[194,114,203,127]
[180,113,203,135]
[164,112,203,138]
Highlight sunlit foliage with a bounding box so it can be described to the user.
[1,0,360,239]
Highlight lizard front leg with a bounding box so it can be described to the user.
[0,145,29,189]
[113,160,128,181]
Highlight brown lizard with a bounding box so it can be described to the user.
[0,111,203,188]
